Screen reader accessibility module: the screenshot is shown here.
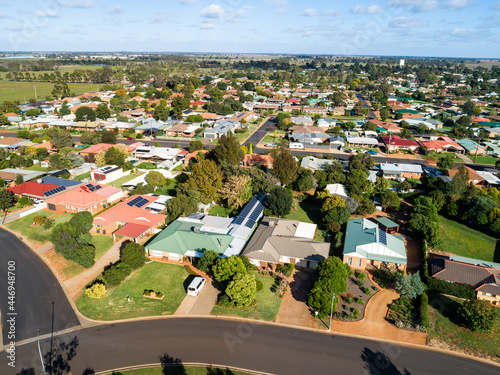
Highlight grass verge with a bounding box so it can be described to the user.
[5,212,71,246]
[103,366,252,375]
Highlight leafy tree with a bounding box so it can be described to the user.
[348,153,374,172]
[49,129,73,149]
[189,140,203,153]
[100,129,117,144]
[446,165,472,202]
[265,186,292,217]
[69,211,94,234]
[195,250,219,274]
[462,100,477,116]
[50,222,95,268]
[15,174,24,185]
[437,155,455,171]
[166,195,198,222]
[219,175,253,210]
[429,190,446,212]
[75,106,96,122]
[95,103,111,119]
[321,195,346,212]
[399,180,412,192]
[395,273,425,299]
[323,206,350,225]
[346,170,374,195]
[294,168,314,192]
[102,262,132,286]
[381,191,401,211]
[458,299,498,333]
[187,159,223,204]
[465,195,497,224]
[103,145,128,167]
[17,130,30,139]
[121,242,146,269]
[80,131,101,145]
[213,256,247,284]
[59,101,71,116]
[212,133,244,166]
[408,213,440,247]
[374,177,390,194]
[226,273,257,308]
[0,188,16,218]
[308,257,351,318]
[145,171,167,187]
[272,149,298,186]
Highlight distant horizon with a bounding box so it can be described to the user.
[1,1,499,59]
[1,51,499,61]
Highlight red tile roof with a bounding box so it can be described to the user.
[80,143,113,155]
[8,181,59,197]
[113,223,151,238]
[380,135,418,147]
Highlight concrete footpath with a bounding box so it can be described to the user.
[64,238,124,298]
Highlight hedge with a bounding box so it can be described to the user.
[420,292,429,328]
[427,278,476,299]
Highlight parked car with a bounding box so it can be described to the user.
[265,143,277,148]
[358,149,367,154]
[187,276,206,296]
[346,148,357,153]
[367,150,378,155]
[127,137,134,141]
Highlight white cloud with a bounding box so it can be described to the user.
[390,0,437,13]
[200,4,224,19]
[201,23,214,29]
[302,8,318,17]
[68,0,95,8]
[353,5,384,14]
[0,12,5,18]
[451,27,474,35]
[443,0,470,9]
[34,9,57,18]
[109,5,123,15]
[265,0,287,14]
[390,16,426,28]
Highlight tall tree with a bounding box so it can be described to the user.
[272,149,298,187]
[265,186,292,217]
[212,133,244,166]
[219,175,253,210]
[187,159,223,204]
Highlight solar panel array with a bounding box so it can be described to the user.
[85,183,102,192]
[379,230,387,245]
[127,197,149,208]
[44,186,66,197]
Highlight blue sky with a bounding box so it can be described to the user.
[0,0,499,58]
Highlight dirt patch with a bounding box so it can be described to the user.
[43,248,85,281]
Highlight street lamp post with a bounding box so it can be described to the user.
[37,329,46,375]
[328,291,336,332]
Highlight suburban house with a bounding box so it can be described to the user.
[0,137,32,152]
[91,165,124,183]
[456,138,487,155]
[79,143,113,162]
[445,165,486,186]
[92,194,167,241]
[242,217,329,269]
[300,156,345,172]
[164,123,200,138]
[204,120,241,139]
[325,183,348,199]
[133,146,184,165]
[290,116,314,126]
[289,130,330,144]
[380,135,419,153]
[343,218,407,271]
[242,154,273,169]
[146,194,267,262]
[430,254,500,305]
[44,183,122,214]
[302,107,327,115]
[8,180,71,200]
[379,163,423,180]
[346,136,378,148]
[419,137,465,154]
[0,168,46,187]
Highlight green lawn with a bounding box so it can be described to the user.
[422,152,462,162]
[209,205,233,217]
[283,196,325,241]
[233,126,258,142]
[74,171,91,181]
[136,162,157,169]
[261,135,276,143]
[0,80,96,102]
[25,165,50,172]
[76,262,191,320]
[472,155,498,165]
[92,234,114,260]
[435,216,497,262]
[211,274,282,321]
[104,366,252,375]
[427,293,500,359]
[107,172,144,188]
[5,212,71,245]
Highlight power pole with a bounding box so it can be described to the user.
[34,86,37,101]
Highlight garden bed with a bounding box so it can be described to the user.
[336,270,378,321]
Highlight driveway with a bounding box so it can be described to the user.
[175,279,219,316]
[0,227,80,343]
[243,116,276,147]
[276,269,316,327]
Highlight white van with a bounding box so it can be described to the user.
[289,142,304,149]
[187,276,206,296]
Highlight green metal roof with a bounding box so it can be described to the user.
[456,138,479,152]
[343,218,407,265]
[374,217,399,229]
[145,220,234,256]
[395,109,419,114]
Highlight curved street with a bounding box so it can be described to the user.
[3,318,499,375]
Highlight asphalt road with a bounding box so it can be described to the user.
[355,92,371,108]
[3,318,498,375]
[244,115,277,147]
[0,228,80,344]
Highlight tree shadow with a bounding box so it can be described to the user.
[43,336,79,375]
[290,270,315,303]
[494,240,500,263]
[159,353,187,375]
[16,369,35,375]
[361,347,411,375]
[206,368,235,375]
[428,293,463,326]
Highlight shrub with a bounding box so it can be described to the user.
[458,299,498,333]
[156,291,163,298]
[102,262,132,286]
[256,279,264,292]
[143,289,152,296]
[357,279,364,287]
[121,242,146,269]
[32,215,47,226]
[43,218,55,230]
[276,263,295,276]
[372,268,398,288]
[356,298,365,305]
[18,196,30,207]
[419,292,429,328]
[344,296,354,304]
[195,250,219,275]
[356,271,367,282]
[136,133,144,139]
[217,294,231,307]
[85,282,107,300]
[363,287,372,295]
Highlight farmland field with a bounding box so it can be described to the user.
[0,80,99,102]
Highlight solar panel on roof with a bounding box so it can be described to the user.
[86,184,93,188]
[127,202,134,206]
[233,217,245,225]
[245,219,256,228]
[379,230,387,246]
